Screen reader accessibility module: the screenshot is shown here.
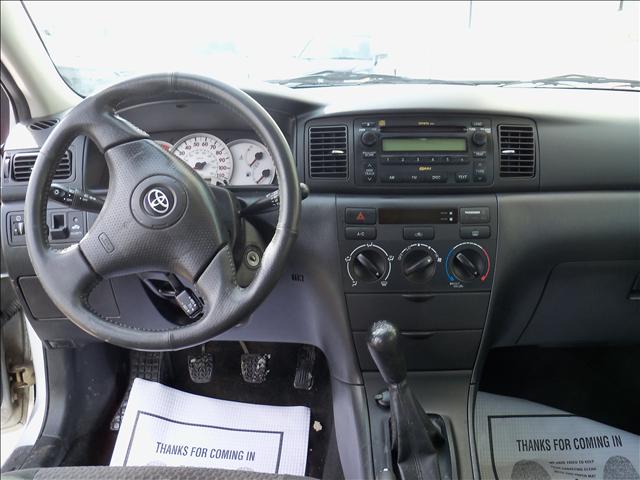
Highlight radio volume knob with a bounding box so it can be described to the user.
[472,131,487,146]
[361,131,378,147]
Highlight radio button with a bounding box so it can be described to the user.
[408,174,420,183]
[361,121,376,128]
[404,227,435,241]
[427,173,448,183]
[381,174,400,183]
[471,121,484,127]
[363,163,376,183]
[473,151,487,158]
[362,151,376,159]
[455,173,471,183]
[474,174,487,183]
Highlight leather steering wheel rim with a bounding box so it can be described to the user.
[24,73,300,351]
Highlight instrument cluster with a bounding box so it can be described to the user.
[157,133,276,186]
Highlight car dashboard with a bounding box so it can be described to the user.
[1,83,638,479]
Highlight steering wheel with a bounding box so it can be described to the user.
[24,74,300,351]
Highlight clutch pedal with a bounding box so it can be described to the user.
[188,345,214,384]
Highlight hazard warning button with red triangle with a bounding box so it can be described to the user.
[346,208,376,225]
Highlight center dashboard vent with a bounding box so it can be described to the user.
[307,125,348,179]
[11,151,72,182]
[498,124,536,178]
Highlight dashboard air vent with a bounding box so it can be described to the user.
[308,125,348,179]
[498,125,536,178]
[28,118,59,131]
[11,151,72,182]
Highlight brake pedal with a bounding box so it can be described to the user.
[240,342,270,384]
[110,351,169,431]
[294,345,316,390]
[188,345,214,384]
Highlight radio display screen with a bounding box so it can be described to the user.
[382,137,467,152]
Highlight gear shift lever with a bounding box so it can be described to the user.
[367,321,449,480]
[368,320,407,384]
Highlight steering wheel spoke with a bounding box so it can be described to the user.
[39,245,101,316]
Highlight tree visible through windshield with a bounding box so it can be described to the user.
[25,1,640,95]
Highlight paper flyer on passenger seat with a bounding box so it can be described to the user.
[110,379,310,475]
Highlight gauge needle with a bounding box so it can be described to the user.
[256,168,271,184]
[194,161,207,170]
[249,151,264,167]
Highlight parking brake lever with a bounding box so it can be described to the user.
[49,183,104,213]
[241,183,309,217]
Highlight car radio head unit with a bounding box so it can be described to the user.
[355,116,493,187]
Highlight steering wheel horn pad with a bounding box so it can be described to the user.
[24,73,300,351]
[131,175,187,229]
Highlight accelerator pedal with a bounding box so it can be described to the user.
[294,345,316,390]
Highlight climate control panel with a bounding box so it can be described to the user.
[338,196,497,293]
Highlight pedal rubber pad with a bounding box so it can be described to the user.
[294,345,316,390]
[188,350,214,384]
[241,353,270,384]
[111,351,168,431]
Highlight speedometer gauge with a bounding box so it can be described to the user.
[228,139,276,185]
[171,133,233,185]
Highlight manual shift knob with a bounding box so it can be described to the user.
[367,320,407,385]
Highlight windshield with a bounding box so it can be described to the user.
[25,1,640,95]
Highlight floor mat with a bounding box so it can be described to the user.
[110,379,310,476]
[475,392,640,480]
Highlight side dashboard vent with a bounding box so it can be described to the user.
[11,151,72,182]
[498,124,536,178]
[28,118,59,131]
[308,125,348,179]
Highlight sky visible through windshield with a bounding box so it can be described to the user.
[25,1,640,95]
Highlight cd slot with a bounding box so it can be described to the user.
[380,125,468,133]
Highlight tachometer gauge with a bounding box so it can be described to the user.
[171,133,233,185]
[228,139,276,185]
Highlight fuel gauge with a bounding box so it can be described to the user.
[228,139,276,185]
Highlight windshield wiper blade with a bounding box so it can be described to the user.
[271,70,412,87]
[271,70,489,88]
[506,74,640,89]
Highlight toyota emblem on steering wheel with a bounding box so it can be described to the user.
[145,187,172,216]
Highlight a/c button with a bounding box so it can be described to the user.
[345,227,377,240]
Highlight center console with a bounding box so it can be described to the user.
[337,195,497,372]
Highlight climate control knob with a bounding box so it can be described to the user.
[446,242,491,283]
[400,246,438,283]
[346,244,393,286]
